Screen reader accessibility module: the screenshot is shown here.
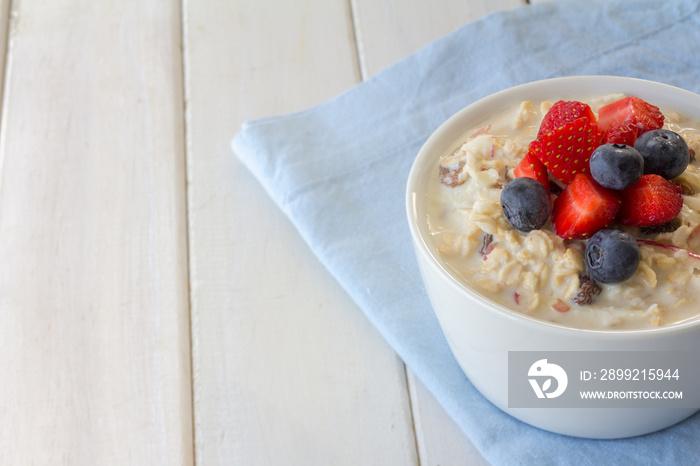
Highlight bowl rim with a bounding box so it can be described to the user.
[406,75,700,338]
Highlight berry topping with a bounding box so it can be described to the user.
[618,174,683,227]
[585,229,640,284]
[634,129,690,180]
[538,100,597,137]
[529,116,603,184]
[500,177,551,232]
[551,173,622,239]
[597,96,664,145]
[589,143,644,190]
[602,121,638,146]
[513,151,549,193]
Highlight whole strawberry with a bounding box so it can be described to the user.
[530,116,603,184]
[537,100,597,138]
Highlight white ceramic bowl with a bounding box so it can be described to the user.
[406,76,700,439]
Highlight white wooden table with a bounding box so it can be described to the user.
[0,1,552,464]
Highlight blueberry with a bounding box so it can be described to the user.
[500,177,551,232]
[585,229,640,284]
[634,129,689,180]
[589,144,644,190]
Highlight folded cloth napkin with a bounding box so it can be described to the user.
[233,0,700,464]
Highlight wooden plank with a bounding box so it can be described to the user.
[0,1,192,464]
[408,372,492,466]
[183,2,418,464]
[351,1,528,464]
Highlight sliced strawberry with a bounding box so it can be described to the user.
[597,96,664,145]
[513,151,549,193]
[551,173,622,239]
[603,121,638,146]
[530,117,603,184]
[618,174,683,227]
[538,100,597,137]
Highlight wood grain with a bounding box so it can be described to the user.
[0,1,192,464]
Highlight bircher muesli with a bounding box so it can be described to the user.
[427,93,700,329]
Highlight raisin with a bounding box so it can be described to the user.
[678,179,695,196]
[479,233,494,256]
[572,272,601,306]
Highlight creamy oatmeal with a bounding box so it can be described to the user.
[427,94,700,330]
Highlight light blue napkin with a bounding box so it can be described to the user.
[232,1,700,464]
